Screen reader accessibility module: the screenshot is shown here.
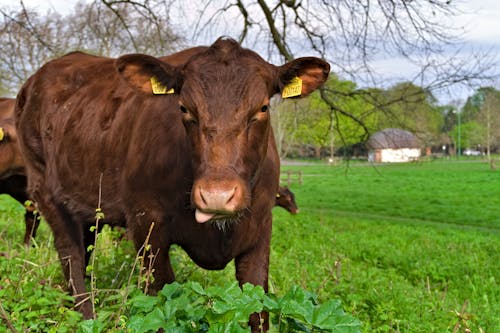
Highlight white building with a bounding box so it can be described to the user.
[367,128,421,163]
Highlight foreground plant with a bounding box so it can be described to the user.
[79,282,361,333]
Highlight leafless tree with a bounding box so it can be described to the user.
[0,7,61,94]
[0,0,182,95]
[1,0,498,151]
[182,0,498,143]
[204,1,496,85]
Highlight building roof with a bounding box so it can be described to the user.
[366,128,420,149]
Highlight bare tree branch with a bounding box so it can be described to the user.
[101,0,139,51]
[256,0,293,61]
[1,0,498,155]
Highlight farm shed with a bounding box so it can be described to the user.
[367,128,421,163]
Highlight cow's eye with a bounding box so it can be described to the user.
[180,105,198,125]
[250,105,270,124]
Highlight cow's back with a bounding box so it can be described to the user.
[16,52,189,225]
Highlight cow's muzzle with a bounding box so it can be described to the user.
[192,179,247,223]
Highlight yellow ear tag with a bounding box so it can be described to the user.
[282,76,303,98]
[0,127,4,141]
[150,76,174,95]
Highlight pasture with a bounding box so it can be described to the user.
[0,159,498,332]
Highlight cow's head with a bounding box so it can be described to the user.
[116,38,329,225]
[276,186,299,214]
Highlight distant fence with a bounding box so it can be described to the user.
[280,170,302,186]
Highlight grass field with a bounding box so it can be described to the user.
[275,159,499,332]
[0,159,498,332]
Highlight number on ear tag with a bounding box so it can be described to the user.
[282,77,303,98]
[150,76,174,95]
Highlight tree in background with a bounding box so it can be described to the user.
[376,82,444,150]
[272,75,378,159]
[479,89,500,162]
[0,0,181,95]
[0,8,60,94]
[0,81,8,97]
[449,121,484,153]
[0,0,498,158]
[438,104,457,154]
[184,0,496,140]
[273,78,444,159]
[461,87,500,161]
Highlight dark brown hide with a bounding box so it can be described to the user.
[0,98,24,178]
[0,98,38,245]
[15,38,329,331]
[275,186,299,214]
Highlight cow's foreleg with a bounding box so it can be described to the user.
[235,225,271,332]
[128,214,175,294]
[37,197,92,319]
[23,208,39,246]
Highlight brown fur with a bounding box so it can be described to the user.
[0,98,24,178]
[15,38,329,331]
[0,98,38,245]
[275,186,299,214]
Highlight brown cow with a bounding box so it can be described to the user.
[15,38,329,331]
[275,186,299,214]
[0,98,38,245]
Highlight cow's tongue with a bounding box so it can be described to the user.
[195,209,216,223]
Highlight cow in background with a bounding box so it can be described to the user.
[15,38,329,331]
[0,98,38,245]
[275,186,299,214]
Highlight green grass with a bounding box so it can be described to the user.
[276,159,499,332]
[0,159,498,332]
[288,160,500,229]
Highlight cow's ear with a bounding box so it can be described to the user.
[277,57,330,98]
[115,54,181,95]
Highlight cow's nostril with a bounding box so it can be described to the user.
[226,187,236,204]
[199,187,208,206]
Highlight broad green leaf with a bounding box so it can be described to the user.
[77,320,104,333]
[159,281,183,299]
[311,299,343,327]
[262,293,280,311]
[211,299,234,314]
[129,294,157,313]
[128,307,165,332]
[188,281,206,296]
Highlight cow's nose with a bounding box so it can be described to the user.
[192,177,248,213]
[192,178,249,223]
[198,186,238,212]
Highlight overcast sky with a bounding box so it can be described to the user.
[1,0,499,102]
[4,0,498,45]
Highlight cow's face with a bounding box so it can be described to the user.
[276,187,299,214]
[116,38,329,225]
